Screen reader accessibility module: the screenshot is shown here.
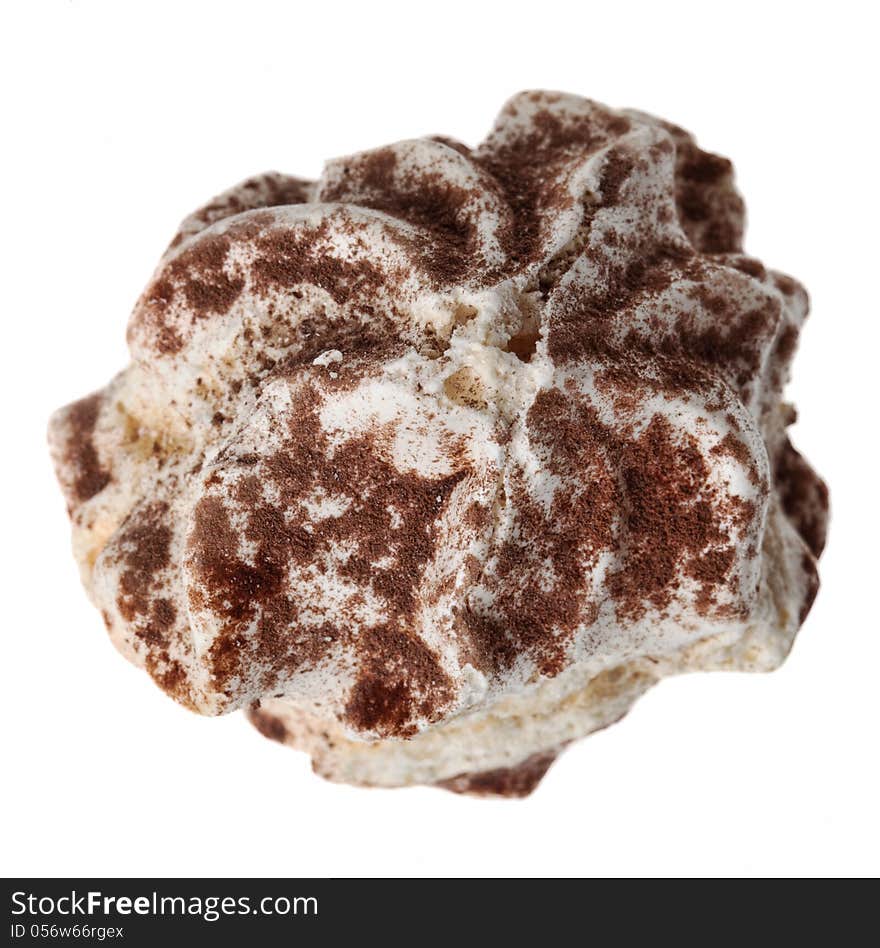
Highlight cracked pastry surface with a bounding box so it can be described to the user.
[49,91,827,795]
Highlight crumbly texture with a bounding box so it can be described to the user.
[49,91,827,795]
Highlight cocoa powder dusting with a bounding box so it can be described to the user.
[673,140,744,253]
[135,234,245,354]
[103,502,193,709]
[462,385,753,678]
[170,173,311,250]
[112,502,173,627]
[187,380,463,736]
[251,223,386,305]
[776,439,829,558]
[475,104,632,272]
[607,414,737,620]
[248,705,289,744]
[320,147,483,284]
[61,393,111,505]
[437,751,560,797]
[537,392,742,626]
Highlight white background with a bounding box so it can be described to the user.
[2,0,878,878]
